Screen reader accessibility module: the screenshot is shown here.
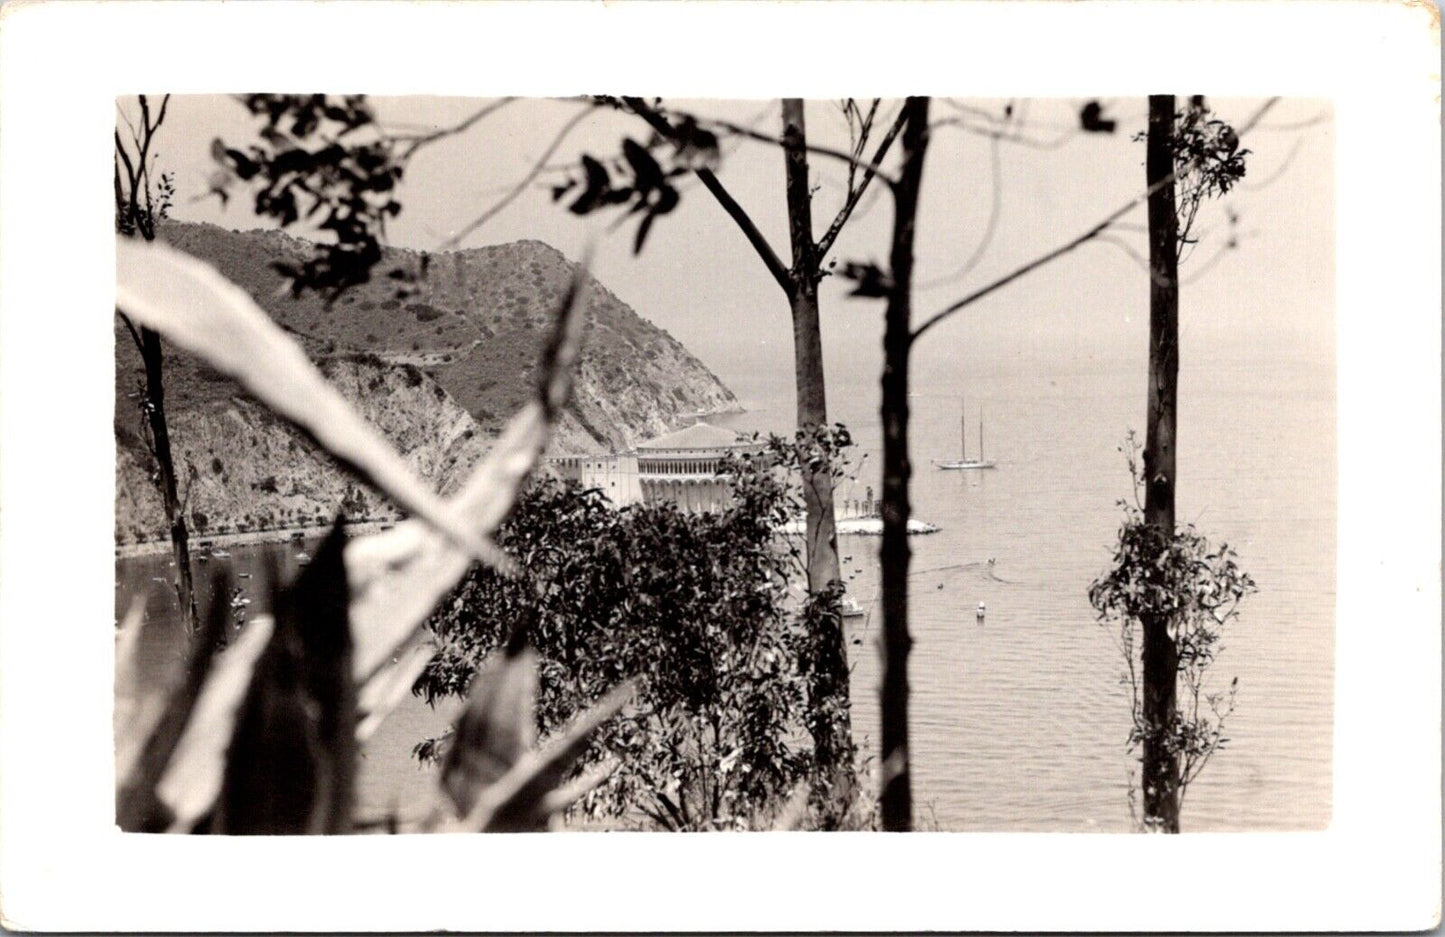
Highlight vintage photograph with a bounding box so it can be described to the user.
[113,93,1336,835]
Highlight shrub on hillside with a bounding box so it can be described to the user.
[414,463,825,831]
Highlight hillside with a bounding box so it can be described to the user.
[115,222,739,544]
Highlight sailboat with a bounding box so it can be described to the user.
[934,396,997,470]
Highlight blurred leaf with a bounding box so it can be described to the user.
[453,681,635,832]
[153,614,275,831]
[633,211,658,256]
[1080,101,1117,134]
[355,639,435,743]
[115,236,497,564]
[569,155,611,215]
[344,255,591,685]
[622,138,664,193]
[113,594,155,775]
[839,261,894,298]
[441,631,538,815]
[117,576,232,832]
[770,784,812,831]
[214,525,355,834]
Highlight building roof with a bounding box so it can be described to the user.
[636,421,749,451]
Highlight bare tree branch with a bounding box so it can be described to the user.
[816,105,908,261]
[1251,110,1332,132]
[917,129,1003,289]
[930,113,1077,150]
[1243,133,1307,192]
[619,95,900,185]
[910,98,1280,344]
[116,309,146,358]
[437,105,598,251]
[698,113,900,185]
[620,97,791,292]
[396,97,516,161]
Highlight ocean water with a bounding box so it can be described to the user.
[116,351,1334,832]
[714,349,1336,832]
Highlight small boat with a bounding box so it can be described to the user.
[296,551,311,564]
[935,395,996,471]
[840,596,866,619]
[212,550,231,559]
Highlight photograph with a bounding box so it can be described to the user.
[111,92,1336,837]
[0,2,1438,932]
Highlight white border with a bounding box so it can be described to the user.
[0,1,1439,931]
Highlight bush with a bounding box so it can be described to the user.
[415,464,820,831]
[1089,435,1256,827]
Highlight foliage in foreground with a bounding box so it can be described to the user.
[114,232,630,833]
[1088,435,1256,829]
[414,441,858,831]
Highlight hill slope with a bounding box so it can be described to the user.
[115,222,739,543]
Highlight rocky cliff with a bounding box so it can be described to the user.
[115,222,739,544]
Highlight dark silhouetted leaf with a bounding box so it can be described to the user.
[455,681,635,832]
[569,155,611,215]
[213,523,355,834]
[1080,100,1118,134]
[622,138,664,193]
[839,261,894,298]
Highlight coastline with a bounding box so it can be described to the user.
[114,518,398,560]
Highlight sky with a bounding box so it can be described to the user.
[137,95,1335,404]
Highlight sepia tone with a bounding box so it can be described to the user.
[114,94,1334,834]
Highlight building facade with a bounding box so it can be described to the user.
[548,422,762,513]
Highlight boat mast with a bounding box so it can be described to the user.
[960,395,966,462]
[979,407,985,462]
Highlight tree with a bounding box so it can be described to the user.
[600,98,905,793]
[115,94,198,631]
[876,97,931,831]
[1088,95,1254,832]
[1140,92,1184,831]
[1089,435,1256,832]
[856,96,1274,829]
[207,93,1280,831]
[413,463,828,831]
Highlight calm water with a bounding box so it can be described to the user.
[117,353,1334,832]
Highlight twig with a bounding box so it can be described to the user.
[644,104,900,186]
[816,105,908,260]
[620,97,791,291]
[437,105,597,251]
[910,97,1280,344]
[396,97,516,161]
[917,129,1003,289]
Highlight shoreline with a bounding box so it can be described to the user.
[114,518,399,560]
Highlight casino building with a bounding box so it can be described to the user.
[547,422,763,513]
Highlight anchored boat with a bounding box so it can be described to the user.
[935,396,996,471]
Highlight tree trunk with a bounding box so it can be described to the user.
[780,98,854,799]
[1141,94,1181,833]
[879,97,930,832]
[781,99,843,596]
[116,96,198,633]
[140,325,199,632]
